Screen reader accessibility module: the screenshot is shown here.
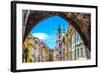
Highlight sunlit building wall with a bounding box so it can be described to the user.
[71,30,88,60]
[65,24,90,61]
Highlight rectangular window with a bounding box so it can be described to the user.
[77,49,79,58]
[81,48,83,57]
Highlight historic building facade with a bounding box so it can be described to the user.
[64,24,90,61]
[23,34,50,63]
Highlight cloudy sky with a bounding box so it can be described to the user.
[30,16,68,49]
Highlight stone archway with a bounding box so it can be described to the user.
[22,10,91,51]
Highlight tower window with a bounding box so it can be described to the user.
[59,36,61,39]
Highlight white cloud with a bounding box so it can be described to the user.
[31,33,50,40]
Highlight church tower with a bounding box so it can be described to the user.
[56,24,62,60]
[56,24,62,49]
[62,26,66,60]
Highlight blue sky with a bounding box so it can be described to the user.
[30,16,68,49]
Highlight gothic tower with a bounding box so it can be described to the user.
[56,24,62,60]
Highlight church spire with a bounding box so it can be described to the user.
[58,24,61,32]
